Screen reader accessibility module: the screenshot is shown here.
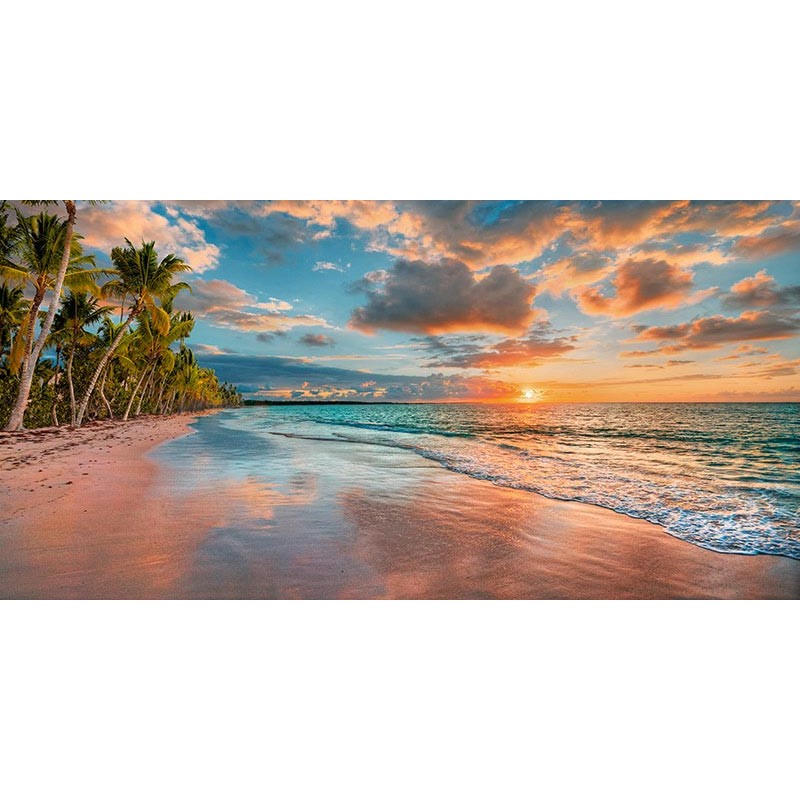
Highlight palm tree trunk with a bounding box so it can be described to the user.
[165,389,177,415]
[51,345,61,427]
[123,367,149,421]
[135,364,157,417]
[75,307,137,428]
[4,201,76,432]
[99,364,114,419]
[155,381,166,414]
[66,342,77,426]
[4,286,46,430]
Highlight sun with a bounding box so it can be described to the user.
[520,388,542,403]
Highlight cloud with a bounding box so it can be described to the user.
[299,333,335,347]
[193,343,237,356]
[628,309,800,354]
[563,201,785,252]
[255,331,288,343]
[715,344,770,361]
[173,202,320,265]
[261,200,399,231]
[540,243,730,299]
[539,252,615,295]
[721,269,800,310]
[200,309,329,334]
[155,200,798,277]
[255,200,572,269]
[626,243,732,267]
[349,259,538,335]
[194,354,521,401]
[567,201,683,250]
[741,357,800,379]
[312,261,348,273]
[699,387,800,402]
[394,201,572,268]
[152,200,797,281]
[574,258,717,317]
[733,219,800,259]
[178,278,329,333]
[417,325,577,369]
[179,278,269,313]
[624,359,694,367]
[77,201,220,273]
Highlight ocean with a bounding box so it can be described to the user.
[212,402,800,559]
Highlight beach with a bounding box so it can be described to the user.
[1,410,798,599]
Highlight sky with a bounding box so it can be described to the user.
[54,200,800,401]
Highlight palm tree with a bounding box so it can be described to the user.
[52,291,109,425]
[2,204,104,430]
[0,282,29,358]
[0,203,26,360]
[45,321,67,427]
[75,239,191,427]
[95,317,129,419]
[0,201,21,271]
[122,307,195,420]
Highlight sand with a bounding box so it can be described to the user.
[1,413,798,599]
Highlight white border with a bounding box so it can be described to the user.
[2,2,797,797]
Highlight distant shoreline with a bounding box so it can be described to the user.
[243,399,800,406]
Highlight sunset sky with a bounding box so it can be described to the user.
[63,200,800,402]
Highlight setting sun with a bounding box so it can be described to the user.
[520,388,542,402]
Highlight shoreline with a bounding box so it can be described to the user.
[1,411,798,599]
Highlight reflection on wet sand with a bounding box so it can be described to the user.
[2,412,798,599]
[338,481,800,599]
[0,416,224,599]
[164,419,800,600]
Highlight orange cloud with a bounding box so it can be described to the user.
[419,328,577,369]
[78,201,220,272]
[630,310,800,353]
[566,201,684,250]
[196,200,797,277]
[538,252,615,295]
[179,277,329,333]
[626,244,731,267]
[722,269,800,309]
[733,219,800,259]
[260,200,399,230]
[574,258,717,317]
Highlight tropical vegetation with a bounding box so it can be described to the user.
[0,201,242,430]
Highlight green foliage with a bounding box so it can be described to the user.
[0,216,243,427]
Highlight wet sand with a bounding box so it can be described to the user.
[1,413,798,599]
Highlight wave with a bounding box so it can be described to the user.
[266,421,800,560]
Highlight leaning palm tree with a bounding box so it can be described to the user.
[52,291,109,425]
[2,205,105,430]
[75,239,191,427]
[94,317,126,419]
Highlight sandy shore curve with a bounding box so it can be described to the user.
[1,413,798,599]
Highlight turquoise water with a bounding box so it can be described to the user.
[220,402,800,559]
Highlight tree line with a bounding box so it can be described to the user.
[0,201,242,431]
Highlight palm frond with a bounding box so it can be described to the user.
[8,326,29,373]
[0,264,29,284]
[146,301,171,336]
